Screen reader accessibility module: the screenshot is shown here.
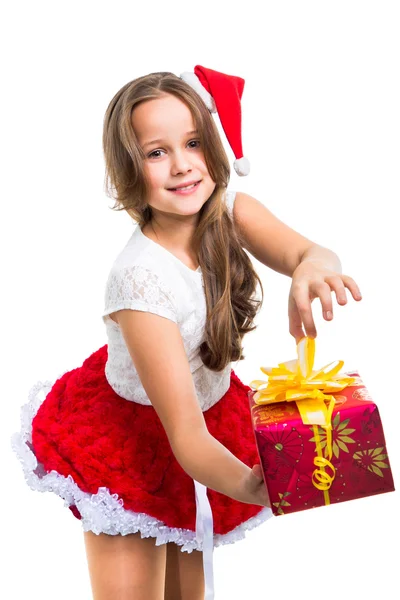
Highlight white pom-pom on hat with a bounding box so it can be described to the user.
[233,157,250,177]
[180,65,250,176]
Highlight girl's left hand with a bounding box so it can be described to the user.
[288,262,362,344]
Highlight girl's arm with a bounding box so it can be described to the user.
[232,191,361,341]
[232,191,322,277]
[114,308,268,506]
[173,427,262,504]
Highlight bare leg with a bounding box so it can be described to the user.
[83,530,166,600]
[164,542,205,600]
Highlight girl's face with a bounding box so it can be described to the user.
[131,93,216,218]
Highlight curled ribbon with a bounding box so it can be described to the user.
[249,336,356,504]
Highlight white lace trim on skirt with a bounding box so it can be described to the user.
[11,380,273,553]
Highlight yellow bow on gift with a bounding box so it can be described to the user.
[249,337,356,504]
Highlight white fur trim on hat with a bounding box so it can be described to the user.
[180,72,217,113]
[233,157,250,176]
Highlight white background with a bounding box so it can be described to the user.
[2,1,399,598]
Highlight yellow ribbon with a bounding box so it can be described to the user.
[249,336,356,504]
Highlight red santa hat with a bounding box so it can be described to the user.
[180,65,250,176]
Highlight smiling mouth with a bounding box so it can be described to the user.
[168,181,201,191]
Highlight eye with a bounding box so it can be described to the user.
[147,149,165,159]
[147,140,200,159]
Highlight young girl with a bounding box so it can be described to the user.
[11,65,362,600]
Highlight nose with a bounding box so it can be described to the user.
[170,149,192,175]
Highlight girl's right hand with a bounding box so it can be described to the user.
[237,464,271,507]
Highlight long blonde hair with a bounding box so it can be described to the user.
[102,72,264,371]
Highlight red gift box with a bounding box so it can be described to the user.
[248,338,395,516]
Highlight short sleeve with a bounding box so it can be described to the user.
[102,264,178,324]
[225,190,237,218]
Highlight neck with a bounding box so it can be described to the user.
[147,215,199,254]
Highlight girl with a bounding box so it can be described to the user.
[11,65,362,600]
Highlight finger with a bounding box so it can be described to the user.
[325,275,348,306]
[289,318,306,343]
[252,464,264,480]
[291,284,317,338]
[288,293,306,342]
[310,280,335,320]
[252,464,262,476]
[341,275,363,301]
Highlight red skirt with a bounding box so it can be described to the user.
[12,345,272,552]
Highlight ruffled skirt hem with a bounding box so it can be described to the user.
[11,380,273,552]
[11,339,275,555]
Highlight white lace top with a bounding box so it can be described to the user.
[101,190,237,412]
